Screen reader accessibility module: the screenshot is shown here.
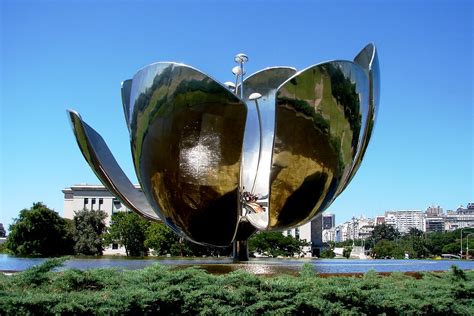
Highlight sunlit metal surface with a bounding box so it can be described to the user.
[121,79,132,131]
[67,110,159,221]
[269,61,369,229]
[237,67,297,229]
[129,63,247,246]
[339,43,380,192]
[68,44,379,249]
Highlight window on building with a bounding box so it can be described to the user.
[112,243,118,250]
[83,198,88,209]
[112,199,122,214]
[98,198,103,210]
[113,199,121,207]
[295,227,300,240]
[91,198,96,205]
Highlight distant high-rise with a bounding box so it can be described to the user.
[283,216,323,257]
[375,216,385,225]
[385,210,425,233]
[321,213,336,243]
[444,204,474,230]
[425,217,445,232]
[333,216,374,242]
[323,213,335,229]
[456,204,474,214]
[426,205,443,217]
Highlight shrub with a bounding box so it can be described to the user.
[1,260,473,314]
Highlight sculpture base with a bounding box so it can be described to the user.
[231,216,257,261]
[232,240,249,261]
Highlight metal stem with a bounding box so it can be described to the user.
[240,62,244,99]
[234,74,240,96]
[251,99,263,195]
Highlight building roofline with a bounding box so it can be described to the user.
[63,184,141,191]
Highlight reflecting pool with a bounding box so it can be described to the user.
[1,254,473,275]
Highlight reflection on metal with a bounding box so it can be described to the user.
[121,79,132,131]
[341,43,380,191]
[68,44,379,251]
[237,67,297,230]
[248,92,262,195]
[271,61,370,229]
[67,110,159,222]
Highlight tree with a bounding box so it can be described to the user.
[0,223,6,237]
[441,243,460,255]
[423,228,474,257]
[320,248,335,258]
[426,231,455,256]
[407,227,424,238]
[6,202,73,256]
[369,236,413,259]
[370,224,400,243]
[403,228,428,258]
[342,246,352,259]
[145,222,232,257]
[72,209,107,255]
[249,231,309,257]
[145,222,185,256]
[372,239,400,259]
[106,212,149,256]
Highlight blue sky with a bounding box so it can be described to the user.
[1,0,472,230]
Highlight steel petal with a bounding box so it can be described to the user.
[129,62,247,246]
[67,110,160,221]
[269,60,370,230]
[237,67,297,230]
[121,79,132,131]
[338,44,380,193]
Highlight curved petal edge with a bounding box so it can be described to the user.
[67,109,161,222]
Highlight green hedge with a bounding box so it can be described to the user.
[0,259,473,315]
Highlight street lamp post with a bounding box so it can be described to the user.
[460,228,464,259]
[234,53,248,99]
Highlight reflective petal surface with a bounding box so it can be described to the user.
[339,44,380,192]
[68,44,379,249]
[269,61,369,229]
[237,67,297,229]
[121,79,132,131]
[129,63,247,246]
[67,110,160,221]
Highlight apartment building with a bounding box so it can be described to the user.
[384,210,425,233]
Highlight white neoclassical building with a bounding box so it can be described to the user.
[62,184,138,255]
[64,184,325,257]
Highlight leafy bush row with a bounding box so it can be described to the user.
[1,260,473,315]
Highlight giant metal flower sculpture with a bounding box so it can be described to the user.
[68,43,379,257]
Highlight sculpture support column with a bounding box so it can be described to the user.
[233,239,249,261]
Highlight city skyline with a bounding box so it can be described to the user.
[1,0,473,229]
[330,201,472,226]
